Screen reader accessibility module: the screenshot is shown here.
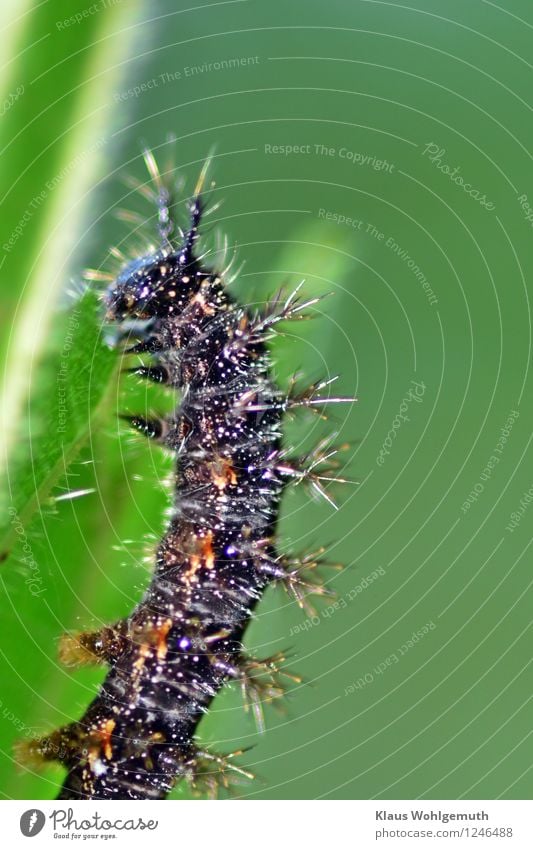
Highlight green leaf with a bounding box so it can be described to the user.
[0,291,117,565]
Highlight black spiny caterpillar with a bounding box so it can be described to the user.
[23,152,352,800]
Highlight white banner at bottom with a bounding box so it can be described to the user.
[2,799,531,848]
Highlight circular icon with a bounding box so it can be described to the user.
[20,809,46,837]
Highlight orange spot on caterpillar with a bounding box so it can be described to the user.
[154,618,173,660]
[211,457,238,491]
[188,530,215,578]
[88,718,116,765]
[192,291,216,315]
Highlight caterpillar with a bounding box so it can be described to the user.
[21,151,352,800]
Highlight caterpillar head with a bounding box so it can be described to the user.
[105,248,199,322]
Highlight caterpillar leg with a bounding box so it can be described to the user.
[126,364,170,384]
[14,723,85,771]
[58,623,127,667]
[258,548,341,617]
[213,651,301,733]
[121,414,169,441]
[184,746,253,799]
[237,653,301,733]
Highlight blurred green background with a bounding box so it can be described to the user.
[0,0,532,800]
